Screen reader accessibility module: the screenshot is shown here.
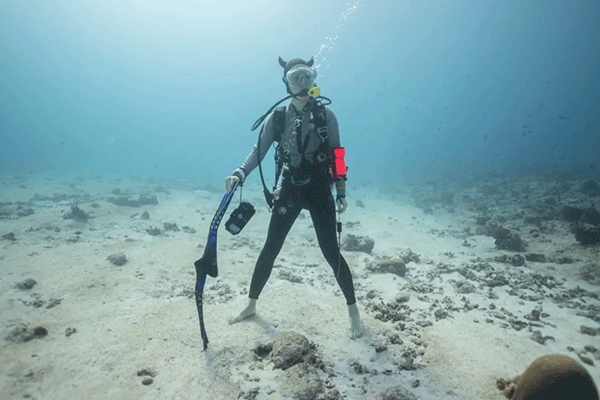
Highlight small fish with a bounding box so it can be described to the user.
[590,165,596,170]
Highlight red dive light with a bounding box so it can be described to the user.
[331,147,347,180]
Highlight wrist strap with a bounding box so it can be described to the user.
[233,168,246,182]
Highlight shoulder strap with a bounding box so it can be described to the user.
[311,101,330,159]
[312,102,328,140]
[272,106,287,143]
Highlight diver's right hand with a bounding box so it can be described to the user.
[225,168,246,193]
[225,175,240,193]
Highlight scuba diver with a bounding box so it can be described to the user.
[225,56,363,338]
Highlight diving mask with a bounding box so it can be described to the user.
[285,65,317,89]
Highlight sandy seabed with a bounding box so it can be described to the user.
[1,172,599,400]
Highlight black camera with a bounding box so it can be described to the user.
[225,202,255,235]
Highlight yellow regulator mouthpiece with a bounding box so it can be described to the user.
[308,86,321,98]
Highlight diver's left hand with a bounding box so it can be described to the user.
[336,195,348,214]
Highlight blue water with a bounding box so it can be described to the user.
[1,1,598,186]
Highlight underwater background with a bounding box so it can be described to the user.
[2,3,600,399]
[1,0,598,187]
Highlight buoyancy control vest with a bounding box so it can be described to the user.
[257,98,331,208]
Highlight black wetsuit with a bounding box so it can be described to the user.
[237,100,356,306]
[248,166,356,305]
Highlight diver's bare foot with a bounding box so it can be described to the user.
[348,303,363,339]
[229,299,257,324]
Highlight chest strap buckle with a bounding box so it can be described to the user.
[317,126,329,141]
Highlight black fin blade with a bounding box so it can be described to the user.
[194,268,209,350]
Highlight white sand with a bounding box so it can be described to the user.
[1,173,599,399]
